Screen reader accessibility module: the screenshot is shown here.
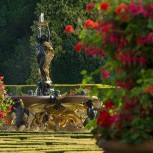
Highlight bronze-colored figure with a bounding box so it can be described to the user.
[37,34,54,85]
[35,14,54,95]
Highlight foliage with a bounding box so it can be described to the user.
[66,0,153,144]
[0,76,12,125]
[0,0,38,84]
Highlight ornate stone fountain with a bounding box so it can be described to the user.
[3,13,101,132]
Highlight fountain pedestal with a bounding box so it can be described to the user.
[2,95,101,132]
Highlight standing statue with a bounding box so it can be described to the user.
[36,13,54,95]
[37,34,54,85]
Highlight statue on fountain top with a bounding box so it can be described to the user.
[35,13,54,95]
[37,34,54,85]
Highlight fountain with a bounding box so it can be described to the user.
[4,13,101,132]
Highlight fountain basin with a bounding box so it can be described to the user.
[7,95,98,107]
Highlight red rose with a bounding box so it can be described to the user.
[74,42,84,53]
[144,86,153,93]
[101,69,110,79]
[97,110,111,127]
[100,2,109,12]
[116,3,129,14]
[0,112,4,118]
[104,100,114,109]
[84,19,98,29]
[86,2,94,13]
[65,25,75,34]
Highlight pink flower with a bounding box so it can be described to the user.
[129,3,147,16]
[101,69,110,79]
[0,76,4,81]
[147,33,153,43]
[116,79,123,87]
[120,37,127,46]
[127,53,131,64]
[98,49,105,57]
[65,25,75,34]
[85,47,91,56]
[131,56,137,64]
[138,56,146,65]
[116,78,133,90]
[146,3,153,18]
[91,48,97,57]
[109,34,119,43]
[137,37,146,45]
[86,2,94,13]
[100,2,109,12]
[121,54,127,65]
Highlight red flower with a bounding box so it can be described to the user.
[137,37,146,45]
[65,25,75,34]
[97,110,111,127]
[86,2,94,13]
[109,34,119,43]
[146,3,153,18]
[74,42,84,53]
[84,19,98,29]
[101,69,110,79]
[138,56,146,65]
[7,105,12,111]
[104,100,115,109]
[116,3,129,14]
[131,56,137,64]
[0,76,4,81]
[85,47,91,56]
[0,112,4,118]
[5,120,8,124]
[100,2,109,12]
[144,86,153,93]
[98,49,105,57]
[129,3,147,16]
[124,102,131,110]
[102,23,112,33]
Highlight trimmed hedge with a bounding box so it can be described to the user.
[5,84,114,100]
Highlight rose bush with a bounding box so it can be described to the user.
[65,0,153,144]
[0,76,12,125]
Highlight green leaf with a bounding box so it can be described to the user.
[147,19,153,30]
[81,70,87,75]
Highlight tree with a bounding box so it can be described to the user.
[0,0,39,84]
